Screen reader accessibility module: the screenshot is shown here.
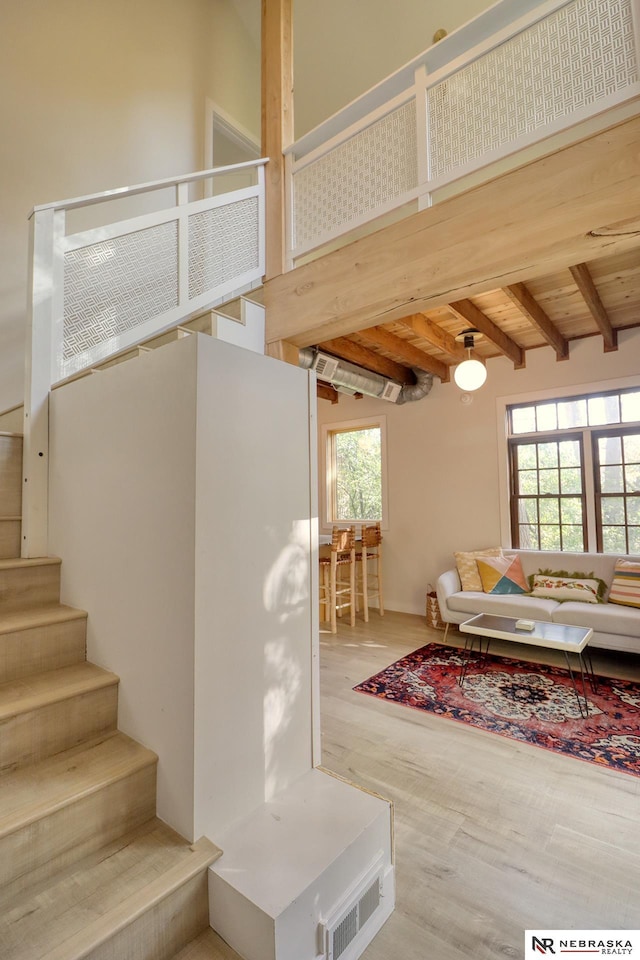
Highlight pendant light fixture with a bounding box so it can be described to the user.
[453,328,487,391]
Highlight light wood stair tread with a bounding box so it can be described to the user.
[0,602,87,635]
[0,556,61,570]
[0,731,157,840]
[0,819,221,960]
[171,929,244,960]
[0,661,118,721]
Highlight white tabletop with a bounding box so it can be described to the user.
[460,613,593,653]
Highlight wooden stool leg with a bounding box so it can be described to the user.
[362,549,369,622]
[330,554,338,635]
[349,552,356,627]
[377,547,384,616]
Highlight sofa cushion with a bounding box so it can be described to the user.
[608,558,640,609]
[454,548,502,591]
[552,601,640,637]
[477,554,528,594]
[447,590,559,621]
[530,573,600,604]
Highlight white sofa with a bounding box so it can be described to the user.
[436,550,640,655]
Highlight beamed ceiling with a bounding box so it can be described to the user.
[311,247,640,400]
[263,114,640,403]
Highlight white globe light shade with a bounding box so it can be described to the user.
[454,358,487,391]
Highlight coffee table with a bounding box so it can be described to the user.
[459,613,596,717]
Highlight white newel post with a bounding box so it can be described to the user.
[23,207,61,558]
[414,63,432,212]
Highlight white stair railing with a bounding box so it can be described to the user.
[23,159,267,557]
[286,0,639,261]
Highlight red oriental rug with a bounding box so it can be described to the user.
[353,643,640,777]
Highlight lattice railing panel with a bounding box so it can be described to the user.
[427,0,638,181]
[292,99,418,252]
[62,221,179,369]
[188,196,259,299]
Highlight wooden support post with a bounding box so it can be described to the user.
[262,0,293,281]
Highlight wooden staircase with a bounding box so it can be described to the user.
[0,432,239,960]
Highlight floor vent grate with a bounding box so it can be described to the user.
[322,860,384,960]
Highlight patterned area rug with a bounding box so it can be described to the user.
[353,643,640,777]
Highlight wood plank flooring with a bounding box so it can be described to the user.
[319,612,640,960]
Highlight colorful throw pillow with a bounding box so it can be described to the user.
[454,548,502,591]
[477,554,528,595]
[530,574,600,603]
[528,569,607,602]
[608,558,640,609]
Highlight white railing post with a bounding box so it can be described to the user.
[23,207,61,558]
[414,63,432,212]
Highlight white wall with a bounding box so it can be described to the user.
[316,328,640,616]
[293,0,491,136]
[49,339,199,838]
[49,334,315,841]
[192,335,314,838]
[0,0,260,412]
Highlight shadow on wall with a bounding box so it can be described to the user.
[262,519,311,799]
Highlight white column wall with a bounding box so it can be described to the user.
[316,328,640,616]
[49,334,315,842]
[192,336,314,838]
[49,339,199,839]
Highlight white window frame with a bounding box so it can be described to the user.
[496,374,640,551]
[320,415,389,532]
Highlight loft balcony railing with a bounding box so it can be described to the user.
[285,0,640,262]
[24,160,267,557]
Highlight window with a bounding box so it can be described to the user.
[507,387,640,553]
[323,417,387,525]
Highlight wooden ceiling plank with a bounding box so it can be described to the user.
[448,299,525,368]
[317,381,339,403]
[264,116,640,347]
[357,326,450,381]
[503,283,569,360]
[317,337,413,384]
[569,262,618,351]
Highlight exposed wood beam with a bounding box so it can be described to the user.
[261,0,293,280]
[503,284,569,360]
[317,382,339,403]
[317,337,414,384]
[448,299,525,368]
[264,115,640,346]
[569,262,618,351]
[397,313,479,362]
[265,339,299,365]
[357,327,450,381]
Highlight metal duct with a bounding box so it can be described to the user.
[396,368,434,404]
[300,349,433,404]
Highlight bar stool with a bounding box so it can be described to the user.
[319,526,356,634]
[357,522,384,622]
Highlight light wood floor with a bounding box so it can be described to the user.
[319,612,640,960]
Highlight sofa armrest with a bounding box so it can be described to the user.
[436,568,461,623]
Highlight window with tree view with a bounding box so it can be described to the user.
[508,387,640,553]
[326,421,384,523]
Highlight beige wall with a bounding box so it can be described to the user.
[316,328,640,616]
[0,0,260,412]
[293,0,490,136]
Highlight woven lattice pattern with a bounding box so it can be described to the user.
[428,0,638,180]
[188,196,259,299]
[293,100,417,252]
[63,222,178,363]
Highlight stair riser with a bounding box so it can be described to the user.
[0,564,61,610]
[88,872,210,960]
[0,685,118,775]
[0,520,20,560]
[0,435,23,518]
[0,763,157,893]
[0,617,87,683]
